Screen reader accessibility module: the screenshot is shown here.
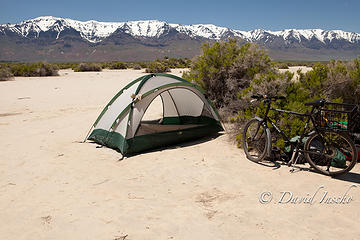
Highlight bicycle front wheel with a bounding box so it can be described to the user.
[304,130,357,176]
[243,118,270,162]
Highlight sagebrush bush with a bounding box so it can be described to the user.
[137,62,149,69]
[9,62,59,77]
[132,64,142,70]
[183,39,360,148]
[104,61,127,70]
[55,62,79,69]
[237,58,360,146]
[74,63,102,72]
[183,39,274,114]
[145,62,171,73]
[275,62,289,69]
[159,57,191,68]
[0,67,14,81]
[323,59,360,104]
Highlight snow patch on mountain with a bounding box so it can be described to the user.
[123,20,170,38]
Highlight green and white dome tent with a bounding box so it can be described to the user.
[86,73,223,156]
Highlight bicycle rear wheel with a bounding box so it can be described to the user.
[243,118,270,162]
[304,130,357,176]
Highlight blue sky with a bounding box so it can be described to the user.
[1,0,359,32]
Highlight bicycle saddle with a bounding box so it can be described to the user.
[304,98,326,107]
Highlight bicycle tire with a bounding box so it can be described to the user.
[243,118,270,162]
[304,130,357,176]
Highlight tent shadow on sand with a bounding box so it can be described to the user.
[122,132,224,158]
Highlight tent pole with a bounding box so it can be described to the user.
[220,121,227,133]
[83,125,94,143]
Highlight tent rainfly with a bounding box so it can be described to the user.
[86,73,223,156]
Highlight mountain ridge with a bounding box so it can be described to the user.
[2,16,360,44]
[1,16,360,62]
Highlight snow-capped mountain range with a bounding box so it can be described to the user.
[1,16,360,62]
[1,16,360,44]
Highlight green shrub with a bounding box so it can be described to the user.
[145,62,171,73]
[0,67,14,81]
[55,62,79,69]
[237,58,360,146]
[102,61,127,70]
[237,70,311,147]
[138,62,149,68]
[9,62,59,77]
[183,39,357,148]
[184,39,360,148]
[158,57,191,68]
[74,63,102,72]
[183,39,274,112]
[109,61,127,69]
[132,64,142,70]
[323,59,360,104]
[275,62,289,69]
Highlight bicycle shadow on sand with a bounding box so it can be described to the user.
[252,159,360,184]
[289,165,360,183]
[333,172,360,184]
[253,159,282,169]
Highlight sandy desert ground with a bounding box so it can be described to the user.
[279,66,313,81]
[0,69,360,240]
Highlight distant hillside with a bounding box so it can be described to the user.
[1,16,360,62]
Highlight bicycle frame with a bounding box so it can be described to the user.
[245,96,359,175]
[257,100,323,159]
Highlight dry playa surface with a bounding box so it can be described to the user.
[0,68,360,240]
[279,66,313,81]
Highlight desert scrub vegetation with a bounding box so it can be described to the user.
[273,61,321,69]
[132,62,149,69]
[102,61,128,70]
[145,62,171,73]
[132,64,142,70]
[145,57,191,73]
[0,67,14,81]
[55,62,79,70]
[298,59,360,105]
[50,58,190,72]
[274,61,289,69]
[73,63,102,72]
[2,62,59,77]
[183,40,275,112]
[160,56,192,68]
[183,39,360,146]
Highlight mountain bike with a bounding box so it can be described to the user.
[242,95,358,176]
